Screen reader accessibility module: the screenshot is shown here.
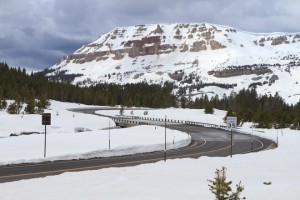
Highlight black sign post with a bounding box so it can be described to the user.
[109,120,111,150]
[164,115,167,162]
[42,113,51,158]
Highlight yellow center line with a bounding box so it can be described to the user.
[0,140,231,180]
[3,126,273,181]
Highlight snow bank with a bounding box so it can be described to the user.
[0,101,190,165]
[0,128,299,200]
[1,102,299,199]
[0,101,112,137]
[0,125,190,165]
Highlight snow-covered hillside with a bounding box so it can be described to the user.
[0,101,190,165]
[1,101,299,199]
[44,23,300,104]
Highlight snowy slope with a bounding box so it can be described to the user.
[44,23,300,104]
[0,101,190,165]
[1,102,299,199]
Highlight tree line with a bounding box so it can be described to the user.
[1,62,299,129]
[184,88,300,129]
[0,62,176,114]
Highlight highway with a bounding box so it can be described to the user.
[0,108,276,183]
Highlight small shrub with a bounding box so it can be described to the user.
[208,167,246,200]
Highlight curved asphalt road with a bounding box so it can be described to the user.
[0,108,276,183]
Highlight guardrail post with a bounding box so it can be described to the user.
[164,115,167,162]
[230,129,233,158]
[109,120,111,150]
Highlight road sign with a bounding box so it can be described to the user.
[42,113,51,125]
[227,116,237,129]
[227,116,237,158]
[42,113,51,158]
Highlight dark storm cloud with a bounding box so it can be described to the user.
[0,0,299,70]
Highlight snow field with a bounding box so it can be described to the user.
[0,101,190,165]
[0,101,299,199]
[0,125,190,165]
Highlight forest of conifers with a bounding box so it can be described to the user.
[0,62,176,110]
[1,62,299,129]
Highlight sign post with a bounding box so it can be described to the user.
[164,115,167,162]
[109,120,111,150]
[42,113,51,158]
[227,116,237,158]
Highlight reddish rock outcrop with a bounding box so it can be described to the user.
[190,41,207,52]
[271,36,289,45]
[210,40,226,50]
[210,66,272,78]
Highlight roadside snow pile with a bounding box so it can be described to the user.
[0,101,190,165]
[0,125,190,165]
[1,101,299,199]
[0,128,299,200]
[0,101,111,137]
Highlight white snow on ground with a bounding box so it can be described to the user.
[0,101,300,199]
[0,101,111,137]
[0,125,190,165]
[0,101,190,165]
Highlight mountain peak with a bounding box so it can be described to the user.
[44,23,300,104]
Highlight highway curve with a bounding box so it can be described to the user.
[0,109,276,183]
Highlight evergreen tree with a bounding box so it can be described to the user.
[208,167,245,200]
[25,98,35,114]
[0,99,7,110]
[291,116,300,130]
[255,103,270,128]
[229,181,246,200]
[7,102,19,114]
[225,108,234,118]
[119,105,124,115]
[208,167,232,200]
[36,100,45,114]
[205,103,214,114]
[180,96,187,108]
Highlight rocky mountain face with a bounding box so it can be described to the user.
[44,23,300,104]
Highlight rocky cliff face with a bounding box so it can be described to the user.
[44,23,300,104]
[59,23,229,65]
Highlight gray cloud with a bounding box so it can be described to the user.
[0,0,299,70]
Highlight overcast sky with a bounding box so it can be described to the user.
[0,0,299,71]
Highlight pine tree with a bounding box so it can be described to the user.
[0,99,7,110]
[14,93,22,114]
[208,167,246,200]
[25,98,36,114]
[119,105,124,115]
[180,96,186,108]
[7,102,18,114]
[208,167,232,200]
[205,103,214,114]
[291,116,300,130]
[229,181,246,200]
[36,100,44,114]
[255,103,270,128]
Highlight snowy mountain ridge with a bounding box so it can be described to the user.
[44,23,300,104]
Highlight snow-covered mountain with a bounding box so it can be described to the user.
[44,23,300,104]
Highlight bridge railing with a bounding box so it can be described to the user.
[110,114,277,145]
[184,120,227,129]
[112,115,228,130]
